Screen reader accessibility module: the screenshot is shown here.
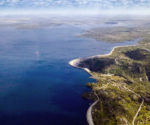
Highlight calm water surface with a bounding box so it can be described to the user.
[0,24,137,125]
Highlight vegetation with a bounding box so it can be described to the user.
[81,17,150,43]
[81,44,150,125]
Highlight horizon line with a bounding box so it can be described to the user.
[1,8,150,16]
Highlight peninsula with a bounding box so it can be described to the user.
[69,16,150,125]
[70,44,150,125]
[69,42,150,125]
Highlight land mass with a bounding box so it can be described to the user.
[70,16,150,125]
[69,43,150,125]
[81,16,150,43]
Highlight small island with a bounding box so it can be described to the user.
[69,42,150,125]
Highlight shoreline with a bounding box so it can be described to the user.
[68,58,91,74]
[68,44,138,125]
[69,44,138,69]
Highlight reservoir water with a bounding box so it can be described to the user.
[0,20,137,125]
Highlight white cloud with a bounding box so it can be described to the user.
[0,0,150,9]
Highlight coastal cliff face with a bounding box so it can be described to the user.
[81,45,150,125]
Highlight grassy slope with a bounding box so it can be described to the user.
[81,44,150,125]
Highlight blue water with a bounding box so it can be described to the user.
[0,24,137,125]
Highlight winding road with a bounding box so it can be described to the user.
[86,92,99,125]
[86,84,144,125]
[124,86,144,125]
[132,99,144,125]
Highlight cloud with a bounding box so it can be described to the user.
[0,0,150,9]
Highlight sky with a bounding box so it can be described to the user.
[0,0,150,9]
[0,0,150,15]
